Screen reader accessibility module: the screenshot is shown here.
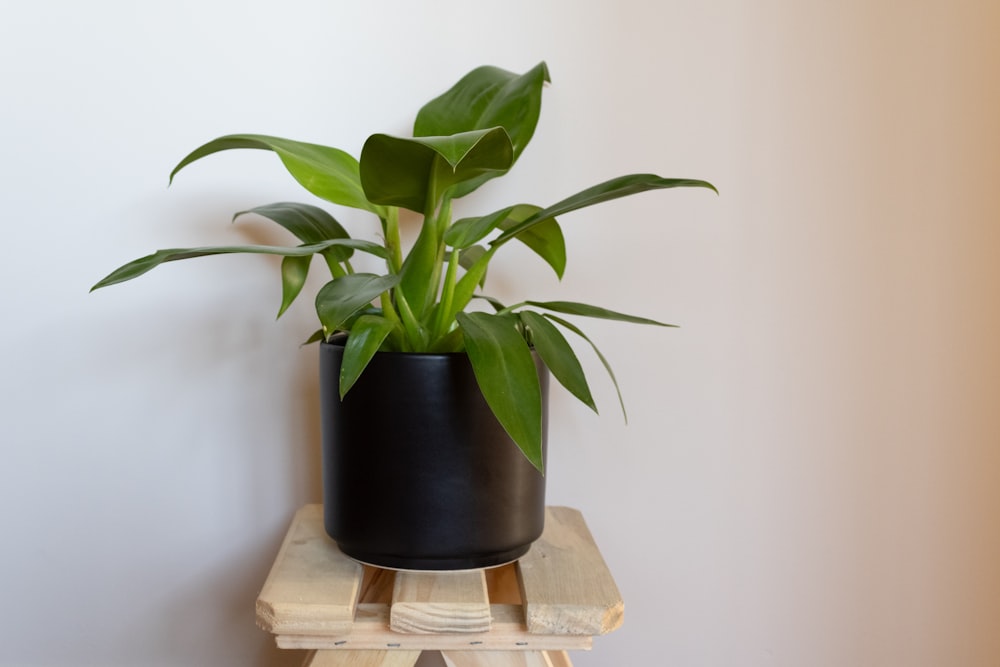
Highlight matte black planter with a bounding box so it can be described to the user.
[320,338,549,570]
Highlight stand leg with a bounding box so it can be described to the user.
[440,650,572,667]
[304,649,423,667]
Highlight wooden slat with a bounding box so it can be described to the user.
[303,649,421,666]
[516,507,623,636]
[440,650,571,667]
[257,505,364,635]
[390,570,492,634]
[276,604,591,651]
[484,564,521,604]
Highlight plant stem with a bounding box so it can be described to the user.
[432,248,461,339]
[394,288,426,350]
[384,208,403,273]
[321,254,348,279]
[378,291,406,350]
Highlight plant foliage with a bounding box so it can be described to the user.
[92,62,716,472]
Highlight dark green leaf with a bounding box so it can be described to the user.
[520,311,596,413]
[445,206,516,248]
[235,202,354,262]
[447,204,564,279]
[472,294,507,312]
[315,273,401,335]
[494,174,718,246]
[543,314,628,421]
[524,300,676,327]
[170,134,383,214]
[498,205,565,279]
[339,315,397,398]
[415,62,550,197]
[359,128,514,212]
[302,329,325,345]
[91,239,372,291]
[278,255,311,318]
[456,312,543,472]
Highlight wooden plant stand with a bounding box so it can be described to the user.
[257,505,623,667]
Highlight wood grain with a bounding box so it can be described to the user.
[517,507,623,636]
[257,505,364,635]
[390,570,492,634]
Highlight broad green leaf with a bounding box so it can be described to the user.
[359,128,514,212]
[520,311,596,413]
[235,202,354,262]
[456,312,544,472]
[493,174,718,246]
[339,314,397,398]
[543,313,628,421]
[445,206,516,248]
[91,239,376,291]
[447,204,565,279]
[170,134,383,215]
[315,273,401,335]
[524,300,676,327]
[415,62,550,197]
[498,205,565,279]
[278,255,310,318]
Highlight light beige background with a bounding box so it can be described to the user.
[2,1,998,665]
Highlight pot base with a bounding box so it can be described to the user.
[339,544,531,572]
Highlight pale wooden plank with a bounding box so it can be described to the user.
[303,649,422,667]
[440,650,566,667]
[257,504,364,635]
[390,570,492,634]
[516,507,623,636]
[276,604,591,651]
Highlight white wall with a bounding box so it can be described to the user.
[2,1,999,665]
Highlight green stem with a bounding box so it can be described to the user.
[384,208,403,273]
[378,292,406,350]
[432,249,461,339]
[321,254,348,279]
[394,288,426,350]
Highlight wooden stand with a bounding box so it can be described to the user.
[257,506,623,667]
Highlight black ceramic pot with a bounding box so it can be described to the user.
[319,337,549,570]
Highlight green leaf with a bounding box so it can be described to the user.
[235,202,354,262]
[339,315,397,398]
[456,312,544,472]
[170,134,383,215]
[278,255,311,318]
[447,204,565,279]
[359,128,514,212]
[315,273,401,335]
[520,311,596,413]
[524,300,676,327]
[543,314,629,421]
[415,62,550,197]
[494,174,718,246]
[498,205,565,279]
[91,239,375,291]
[302,329,325,345]
[445,206,516,248]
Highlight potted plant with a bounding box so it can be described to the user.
[93,62,715,570]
